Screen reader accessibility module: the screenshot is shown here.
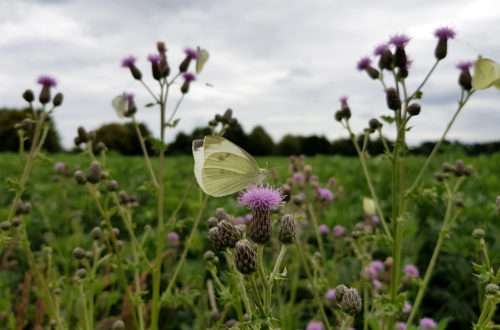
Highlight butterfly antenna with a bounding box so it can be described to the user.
[266,161,269,169]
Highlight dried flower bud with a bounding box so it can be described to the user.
[485,283,499,295]
[0,221,11,231]
[90,227,102,240]
[12,218,21,227]
[218,220,241,249]
[22,89,35,103]
[248,209,272,244]
[335,284,348,302]
[74,170,86,184]
[209,227,225,251]
[107,180,119,191]
[408,103,421,116]
[112,320,125,330]
[472,228,485,240]
[53,93,63,107]
[386,88,401,111]
[234,239,257,274]
[75,268,87,278]
[87,161,102,184]
[341,288,362,316]
[278,214,296,245]
[73,247,86,259]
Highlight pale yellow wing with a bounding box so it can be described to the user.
[192,139,205,189]
[201,151,260,197]
[203,136,258,166]
[472,57,500,90]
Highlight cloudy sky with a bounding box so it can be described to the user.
[1,0,499,149]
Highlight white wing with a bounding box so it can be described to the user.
[112,95,127,118]
[192,139,205,192]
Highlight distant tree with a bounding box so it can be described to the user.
[0,108,61,152]
[168,132,192,155]
[191,126,212,140]
[247,126,274,155]
[330,137,356,156]
[299,135,331,155]
[223,123,248,150]
[276,135,301,155]
[96,122,152,155]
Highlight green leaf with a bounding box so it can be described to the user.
[165,118,181,128]
[196,47,209,74]
[5,178,21,192]
[138,181,158,195]
[145,136,167,152]
[414,90,423,99]
[35,152,52,165]
[380,115,395,124]
[145,102,156,108]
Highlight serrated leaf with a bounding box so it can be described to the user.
[138,181,158,194]
[145,136,167,152]
[406,126,413,131]
[5,178,21,192]
[380,115,395,124]
[165,118,180,128]
[196,47,209,74]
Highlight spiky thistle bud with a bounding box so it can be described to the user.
[485,283,499,295]
[442,162,454,173]
[209,226,225,251]
[0,221,11,231]
[472,228,485,240]
[434,172,444,182]
[335,284,348,302]
[464,165,474,177]
[75,268,87,279]
[218,220,241,249]
[53,93,63,107]
[368,118,382,132]
[278,214,296,245]
[249,209,272,244]
[91,227,102,240]
[380,49,394,70]
[454,160,465,176]
[23,89,35,103]
[87,161,102,184]
[72,247,86,259]
[234,239,257,274]
[204,250,216,262]
[207,216,219,228]
[386,88,401,111]
[215,208,230,221]
[434,27,456,60]
[37,76,57,104]
[341,288,362,316]
[179,48,199,72]
[122,56,142,80]
[180,73,196,94]
[222,109,233,123]
[74,170,86,184]
[111,320,125,330]
[107,180,119,191]
[408,103,421,116]
[12,218,21,227]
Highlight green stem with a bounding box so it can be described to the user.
[250,274,264,312]
[256,245,271,314]
[132,118,158,188]
[307,203,326,263]
[363,284,369,330]
[409,60,440,99]
[268,244,288,285]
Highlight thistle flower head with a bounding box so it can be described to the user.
[404,264,420,278]
[333,225,346,237]
[389,34,410,48]
[341,288,362,316]
[54,162,66,171]
[316,187,334,201]
[396,322,407,330]
[357,57,372,71]
[403,300,412,313]
[184,47,199,59]
[123,92,134,101]
[167,232,179,243]
[306,322,324,330]
[238,185,284,211]
[420,317,437,329]
[456,61,473,72]
[293,172,304,183]
[339,95,349,107]
[326,289,336,301]
[147,54,162,63]
[373,279,381,290]
[434,27,456,40]
[182,72,196,82]
[318,224,330,235]
[374,43,389,56]
[121,56,137,68]
[38,75,57,87]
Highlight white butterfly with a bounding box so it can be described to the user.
[192,136,268,197]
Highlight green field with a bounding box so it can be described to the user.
[1,151,500,328]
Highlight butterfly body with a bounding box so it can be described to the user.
[192,136,267,197]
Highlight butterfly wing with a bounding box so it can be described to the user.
[472,57,500,90]
[112,95,127,118]
[201,151,261,197]
[192,139,205,190]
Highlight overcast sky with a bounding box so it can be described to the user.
[1,0,499,149]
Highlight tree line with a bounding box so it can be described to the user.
[1,108,500,156]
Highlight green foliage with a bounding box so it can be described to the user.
[95,122,153,155]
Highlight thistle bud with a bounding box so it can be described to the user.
[112,320,125,330]
[369,118,382,131]
[341,288,362,316]
[207,216,219,228]
[87,161,102,184]
[442,162,454,173]
[181,73,196,94]
[464,165,474,177]
[53,93,63,107]
[379,49,394,70]
[223,109,233,122]
[19,118,35,131]
[209,226,225,251]
[37,76,57,104]
[386,88,401,111]
[77,126,89,142]
[434,28,456,60]
[334,110,343,122]
[229,118,238,126]
[485,283,499,295]
[72,247,86,259]
[408,103,421,116]
[248,209,272,244]
[434,172,444,182]
[12,218,21,227]
[75,268,87,279]
[454,160,465,177]
[90,227,102,240]
[23,89,35,103]
[50,320,57,330]
[209,119,218,127]
[394,47,407,69]
[366,66,380,79]
[217,220,241,249]
[454,198,465,208]
[278,214,296,245]
[234,239,257,274]
[0,221,11,231]
[96,142,108,153]
[204,250,216,262]
[74,170,86,184]
[215,208,230,221]
[107,180,119,192]
[472,228,485,240]
[458,70,472,91]
[334,284,348,302]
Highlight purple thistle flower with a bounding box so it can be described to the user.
[121,56,136,68]
[339,96,348,106]
[167,232,179,242]
[306,322,324,330]
[182,72,196,82]
[326,289,336,301]
[316,188,333,201]
[456,61,473,72]
[420,317,437,329]
[295,193,306,203]
[245,213,253,223]
[293,172,305,183]
[370,215,380,224]
[333,225,346,237]
[234,216,245,225]
[389,34,410,48]
[122,92,134,101]
[404,264,420,278]
[396,322,407,330]
[374,43,389,56]
[318,224,330,235]
[54,162,66,171]
[37,75,57,87]
[373,279,381,290]
[434,27,456,40]
[366,260,384,278]
[147,54,162,63]
[406,57,414,70]
[357,57,372,71]
[184,48,200,60]
[238,185,284,211]
[403,300,412,313]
